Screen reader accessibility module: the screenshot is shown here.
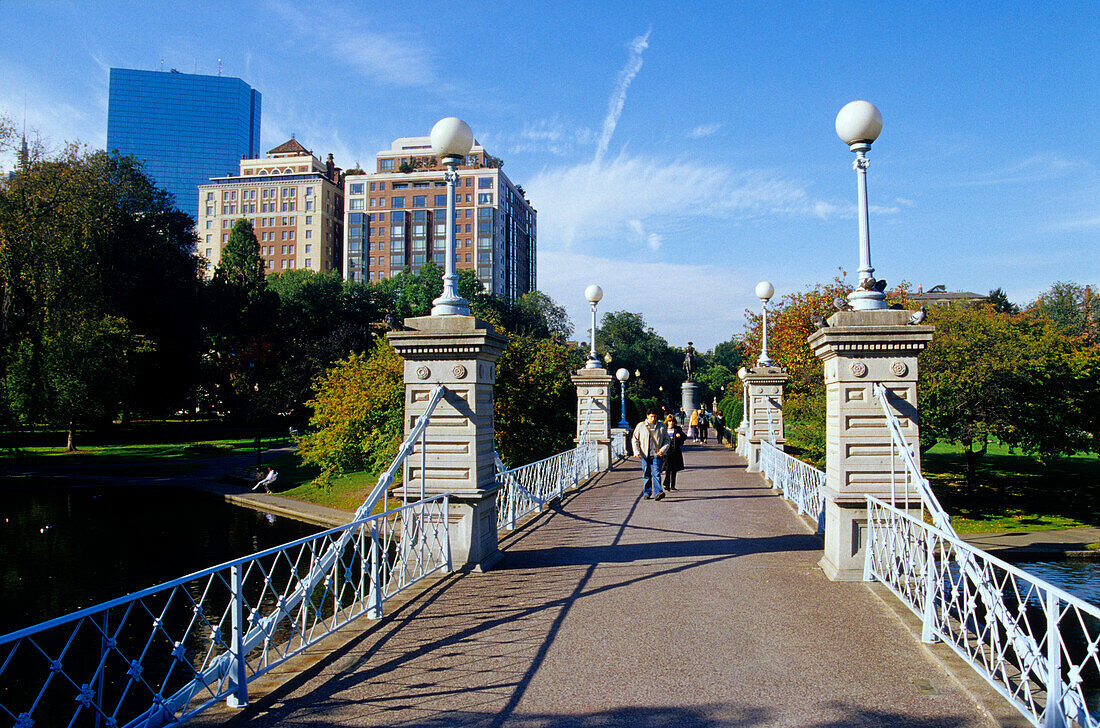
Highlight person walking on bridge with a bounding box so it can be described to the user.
[632,408,669,500]
[662,414,687,491]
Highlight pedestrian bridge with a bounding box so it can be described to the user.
[188,442,998,727]
[4,311,1099,728]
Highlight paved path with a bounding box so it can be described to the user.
[217,442,995,728]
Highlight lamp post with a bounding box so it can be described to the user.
[738,366,749,428]
[616,368,630,428]
[835,100,886,310]
[584,284,604,368]
[756,281,775,366]
[429,117,474,317]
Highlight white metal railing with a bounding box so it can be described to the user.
[866,498,1099,728]
[494,404,599,533]
[0,385,450,728]
[866,383,1097,728]
[611,429,627,460]
[759,439,826,534]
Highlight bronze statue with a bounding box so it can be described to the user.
[683,342,696,381]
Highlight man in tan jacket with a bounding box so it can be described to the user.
[631,408,670,500]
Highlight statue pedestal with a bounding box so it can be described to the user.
[681,382,698,414]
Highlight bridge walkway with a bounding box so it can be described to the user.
[213,441,995,727]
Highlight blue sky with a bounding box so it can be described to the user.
[2,1,1098,349]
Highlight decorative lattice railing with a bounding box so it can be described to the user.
[0,385,452,727]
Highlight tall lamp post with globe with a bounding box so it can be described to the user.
[429,117,475,317]
[835,100,887,311]
[804,101,936,580]
[384,116,511,571]
[571,283,613,470]
[616,368,630,428]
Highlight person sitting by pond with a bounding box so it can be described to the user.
[253,466,278,493]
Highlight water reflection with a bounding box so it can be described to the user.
[1,485,320,634]
[1018,561,1100,607]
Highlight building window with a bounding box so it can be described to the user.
[306,215,313,224]
[413,195,427,207]
[465,253,471,262]
[434,194,447,206]
[478,207,493,219]
[305,200,314,211]
[478,193,493,204]
[350,199,364,210]
[306,258,312,268]
[380,159,394,170]
[349,183,363,194]
[391,196,405,208]
[205,248,213,257]
[305,230,312,239]
[222,234,229,242]
[465,178,472,187]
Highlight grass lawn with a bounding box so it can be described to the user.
[11,437,289,465]
[923,441,1100,534]
[264,451,388,513]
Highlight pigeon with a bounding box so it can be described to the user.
[908,308,927,325]
[833,296,851,311]
[858,276,877,291]
[810,314,828,330]
[873,278,888,292]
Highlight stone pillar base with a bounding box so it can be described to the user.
[596,439,611,470]
[819,495,922,581]
[681,381,698,413]
[447,489,502,572]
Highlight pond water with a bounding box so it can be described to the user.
[1017,560,1100,608]
[0,485,321,635]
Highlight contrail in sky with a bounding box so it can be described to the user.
[593,29,651,168]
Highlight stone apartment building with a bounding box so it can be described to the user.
[197,139,344,276]
[342,136,536,300]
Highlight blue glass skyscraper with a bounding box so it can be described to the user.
[106,68,260,222]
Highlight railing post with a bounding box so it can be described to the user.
[572,367,613,470]
[226,565,249,709]
[443,495,453,573]
[862,502,874,582]
[367,523,383,619]
[1042,590,1067,728]
[921,532,939,643]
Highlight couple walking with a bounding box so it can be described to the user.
[631,409,687,500]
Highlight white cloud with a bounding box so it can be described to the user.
[539,250,757,350]
[332,32,438,88]
[958,153,1087,187]
[526,152,833,249]
[594,30,651,167]
[688,123,721,139]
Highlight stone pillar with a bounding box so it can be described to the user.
[387,315,507,571]
[681,381,698,414]
[808,309,934,580]
[743,365,788,472]
[572,367,612,469]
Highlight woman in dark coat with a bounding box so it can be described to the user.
[662,415,687,491]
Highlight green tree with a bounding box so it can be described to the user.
[986,287,1019,314]
[296,340,404,487]
[494,334,586,466]
[1,146,202,435]
[919,305,1098,483]
[1028,281,1097,341]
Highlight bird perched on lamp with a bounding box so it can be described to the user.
[810,314,828,330]
[833,297,851,311]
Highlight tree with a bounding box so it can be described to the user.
[1,146,202,436]
[1028,281,1097,341]
[918,305,1099,483]
[494,334,586,466]
[296,340,404,487]
[986,287,1019,314]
